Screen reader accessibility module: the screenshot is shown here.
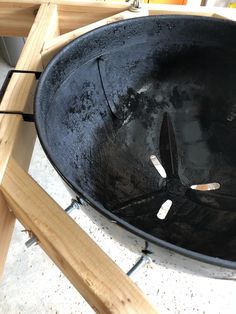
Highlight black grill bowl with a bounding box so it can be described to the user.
[35,16,236,271]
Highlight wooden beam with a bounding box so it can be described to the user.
[0,74,37,113]
[0,0,235,12]
[1,2,235,38]
[17,3,60,70]
[0,114,22,278]
[0,0,41,5]
[0,1,129,37]
[0,191,15,275]
[42,9,149,66]
[0,0,129,8]
[0,6,37,37]
[212,12,236,21]
[146,3,236,16]
[0,3,60,112]
[57,2,130,34]
[58,8,128,34]
[0,2,60,277]
[12,123,37,170]
[0,1,130,14]
[1,157,158,314]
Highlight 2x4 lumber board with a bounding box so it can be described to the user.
[1,2,235,37]
[12,123,37,170]
[58,2,129,34]
[0,166,15,276]
[146,3,236,16]
[0,3,60,277]
[0,6,37,37]
[0,0,129,8]
[59,9,128,34]
[54,2,215,35]
[42,9,149,66]
[0,115,21,277]
[0,3,59,113]
[0,2,129,37]
[0,0,234,12]
[212,12,236,21]
[17,3,60,70]
[0,74,37,113]
[0,1,40,6]
[1,157,158,314]
[58,2,130,13]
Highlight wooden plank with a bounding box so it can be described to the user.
[58,2,129,11]
[42,9,149,66]
[0,1,129,36]
[0,74,36,113]
[0,2,59,110]
[0,114,22,278]
[59,9,127,34]
[0,6,37,37]
[12,122,36,171]
[0,115,22,180]
[0,3,60,277]
[17,4,60,70]
[0,3,59,112]
[0,0,234,12]
[1,157,158,314]
[212,12,236,21]
[146,3,236,16]
[0,0,41,6]
[1,2,235,38]
[0,191,15,276]
[57,2,130,34]
[0,0,129,8]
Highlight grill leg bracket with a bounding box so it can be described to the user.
[127,254,153,278]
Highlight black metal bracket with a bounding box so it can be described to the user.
[0,70,41,122]
[0,110,34,122]
[0,69,41,100]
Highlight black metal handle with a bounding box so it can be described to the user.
[0,69,41,101]
[0,69,41,122]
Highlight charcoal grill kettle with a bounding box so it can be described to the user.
[35,15,236,274]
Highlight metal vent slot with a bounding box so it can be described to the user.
[150,155,167,178]
[157,199,172,220]
[190,183,220,191]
